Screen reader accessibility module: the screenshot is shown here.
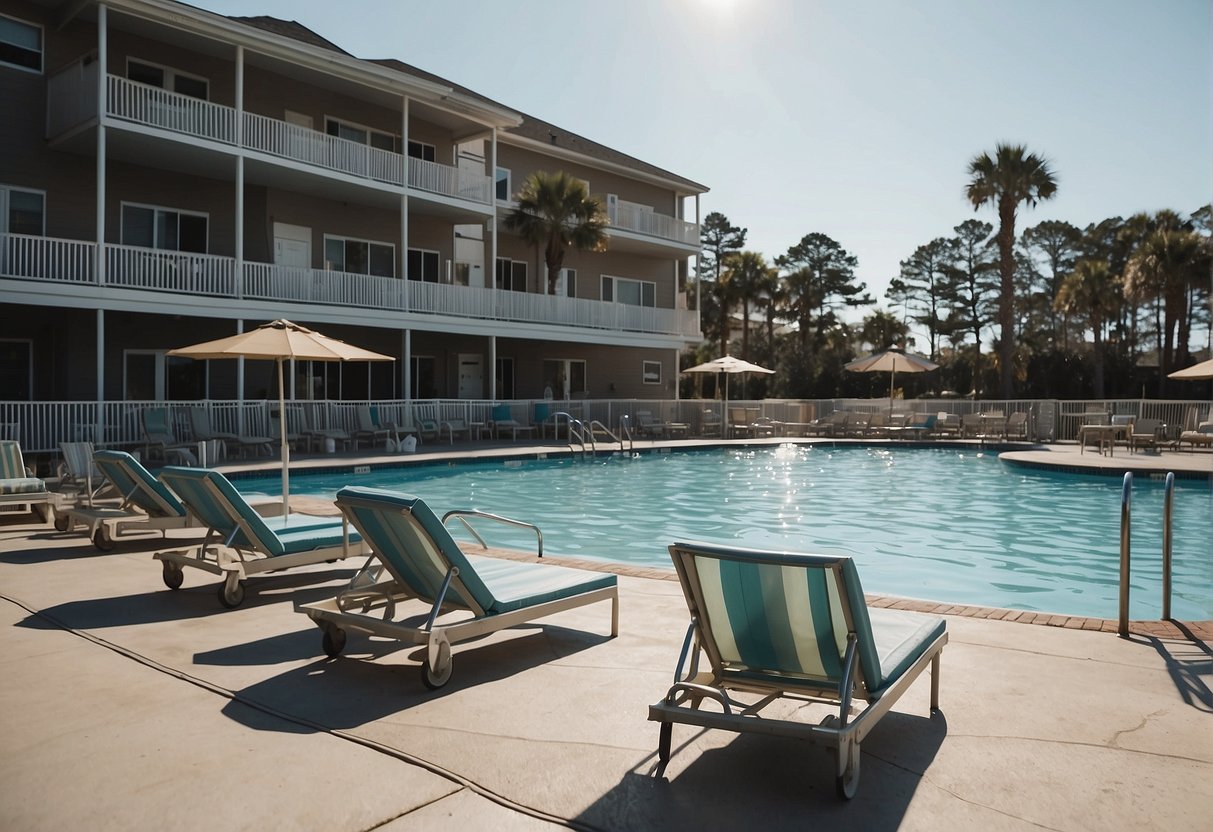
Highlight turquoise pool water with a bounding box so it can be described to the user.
[236,447,1213,620]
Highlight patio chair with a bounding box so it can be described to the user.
[141,407,198,466]
[353,405,391,450]
[60,450,195,550]
[188,407,272,459]
[935,412,960,438]
[300,408,351,453]
[889,412,935,439]
[1179,417,1213,451]
[699,410,722,438]
[959,412,983,438]
[1130,418,1163,453]
[295,486,618,689]
[534,402,561,439]
[636,410,665,438]
[156,467,363,608]
[0,440,51,522]
[56,441,107,504]
[439,418,471,444]
[649,541,947,799]
[490,404,534,441]
[1004,411,1029,440]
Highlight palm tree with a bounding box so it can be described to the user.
[1124,227,1211,389]
[966,144,1058,397]
[503,171,607,294]
[721,251,771,361]
[1055,259,1117,396]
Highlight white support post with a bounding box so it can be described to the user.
[673,348,680,400]
[236,319,245,433]
[235,45,244,299]
[694,193,701,335]
[489,127,498,296]
[401,96,410,311]
[95,310,104,439]
[95,3,107,286]
[404,329,412,404]
[489,335,497,401]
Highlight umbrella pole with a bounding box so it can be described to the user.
[724,373,729,439]
[278,358,290,519]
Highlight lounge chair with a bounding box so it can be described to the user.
[935,412,960,437]
[490,404,535,441]
[56,441,107,505]
[699,410,722,438]
[636,410,664,438]
[188,407,272,459]
[959,412,983,438]
[295,486,618,689]
[141,407,198,465]
[156,466,363,608]
[804,410,848,437]
[890,412,935,439]
[439,418,471,444]
[0,440,51,522]
[1004,411,1029,439]
[1130,418,1163,453]
[354,405,391,450]
[61,450,195,550]
[649,541,947,799]
[300,408,352,453]
[1180,419,1213,451]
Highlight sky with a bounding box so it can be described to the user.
[191,0,1211,312]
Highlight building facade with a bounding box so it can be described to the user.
[1,0,705,412]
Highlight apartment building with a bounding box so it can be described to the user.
[0,0,705,413]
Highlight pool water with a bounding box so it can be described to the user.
[237,447,1213,620]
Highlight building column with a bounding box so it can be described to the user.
[672,348,680,401]
[489,335,497,400]
[95,308,104,403]
[236,319,245,433]
[95,3,107,286]
[489,127,498,296]
[694,193,701,335]
[403,329,412,404]
[234,45,244,299]
[401,96,410,312]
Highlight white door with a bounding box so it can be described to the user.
[273,223,311,269]
[457,354,483,399]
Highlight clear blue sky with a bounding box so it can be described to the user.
[194,0,1211,311]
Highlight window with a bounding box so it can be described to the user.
[123,350,205,401]
[411,356,436,398]
[0,14,42,73]
[495,357,514,399]
[407,140,436,162]
[326,118,398,152]
[120,203,208,252]
[543,359,587,399]
[323,235,395,277]
[642,360,662,385]
[127,58,208,100]
[1,185,44,234]
[495,167,511,201]
[495,257,527,292]
[0,339,32,401]
[407,248,440,283]
[601,275,655,307]
[553,268,576,297]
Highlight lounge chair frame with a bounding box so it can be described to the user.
[60,450,194,550]
[155,467,360,608]
[649,542,946,799]
[0,440,51,521]
[296,488,618,689]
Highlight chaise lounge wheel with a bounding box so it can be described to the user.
[321,625,347,658]
[420,640,453,690]
[162,561,184,590]
[92,526,115,551]
[53,511,70,532]
[835,748,861,800]
[218,579,246,609]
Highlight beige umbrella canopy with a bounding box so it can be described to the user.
[845,348,939,402]
[1167,358,1213,380]
[683,355,775,437]
[169,320,394,516]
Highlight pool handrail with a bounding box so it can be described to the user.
[1118,472,1132,637]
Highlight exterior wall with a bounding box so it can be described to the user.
[260,188,402,271]
[105,160,237,254]
[106,30,238,107]
[496,142,678,214]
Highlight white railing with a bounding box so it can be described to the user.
[407,156,492,204]
[0,233,94,283]
[243,263,407,309]
[610,198,699,245]
[46,57,99,137]
[105,244,235,296]
[107,75,236,144]
[243,112,404,185]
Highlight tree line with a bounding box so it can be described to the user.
[686,143,1212,401]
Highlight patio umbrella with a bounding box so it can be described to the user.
[682,355,775,438]
[1167,357,1213,380]
[844,348,939,406]
[168,320,393,518]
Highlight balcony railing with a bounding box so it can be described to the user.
[2,233,701,339]
[48,71,489,204]
[609,197,699,246]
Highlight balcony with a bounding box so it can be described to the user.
[1,233,700,339]
[607,197,699,248]
[47,68,492,206]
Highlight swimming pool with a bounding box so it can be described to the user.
[236,447,1213,620]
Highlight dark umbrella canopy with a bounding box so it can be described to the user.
[845,348,939,402]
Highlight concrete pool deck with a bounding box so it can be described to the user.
[1,439,1210,829]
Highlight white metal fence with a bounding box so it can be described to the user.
[4,397,1209,460]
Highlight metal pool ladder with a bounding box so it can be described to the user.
[1118,471,1177,637]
